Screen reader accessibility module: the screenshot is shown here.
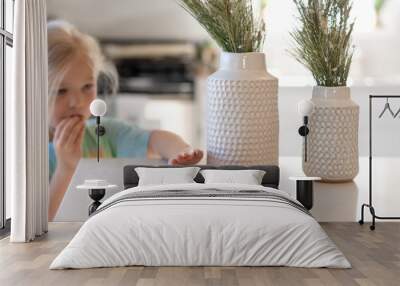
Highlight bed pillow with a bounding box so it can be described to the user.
[135,167,201,186]
[200,169,266,185]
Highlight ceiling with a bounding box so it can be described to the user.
[46,0,210,41]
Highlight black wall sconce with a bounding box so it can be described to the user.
[90,99,107,162]
[297,100,315,162]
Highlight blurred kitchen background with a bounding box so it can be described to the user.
[46,0,400,156]
[45,0,400,222]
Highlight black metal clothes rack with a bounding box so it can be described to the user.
[359,95,400,230]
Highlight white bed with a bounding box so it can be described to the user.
[50,183,350,269]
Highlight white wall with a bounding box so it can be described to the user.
[265,0,400,84]
[280,156,398,223]
[46,0,400,223]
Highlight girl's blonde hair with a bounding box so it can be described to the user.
[47,20,118,102]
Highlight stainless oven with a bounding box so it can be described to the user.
[99,40,202,146]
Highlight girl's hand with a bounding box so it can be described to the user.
[53,116,85,172]
[168,147,204,165]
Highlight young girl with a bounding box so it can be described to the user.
[48,21,203,221]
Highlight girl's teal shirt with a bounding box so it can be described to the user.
[48,117,150,180]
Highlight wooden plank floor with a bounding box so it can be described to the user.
[0,222,399,286]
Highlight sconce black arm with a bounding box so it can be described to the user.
[95,116,106,162]
[298,116,310,162]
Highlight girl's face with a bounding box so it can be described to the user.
[49,54,97,129]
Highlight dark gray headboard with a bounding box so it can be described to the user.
[123,165,280,189]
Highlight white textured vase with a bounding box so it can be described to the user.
[207,52,279,165]
[304,86,359,182]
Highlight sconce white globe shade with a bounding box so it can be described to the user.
[90,99,107,117]
[297,100,315,116]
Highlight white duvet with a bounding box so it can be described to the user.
[50,183,350,269]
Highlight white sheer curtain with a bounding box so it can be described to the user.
[8,0,49,242]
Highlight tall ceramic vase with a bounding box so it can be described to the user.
[304,86,359,182]
[207,52,279,165]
